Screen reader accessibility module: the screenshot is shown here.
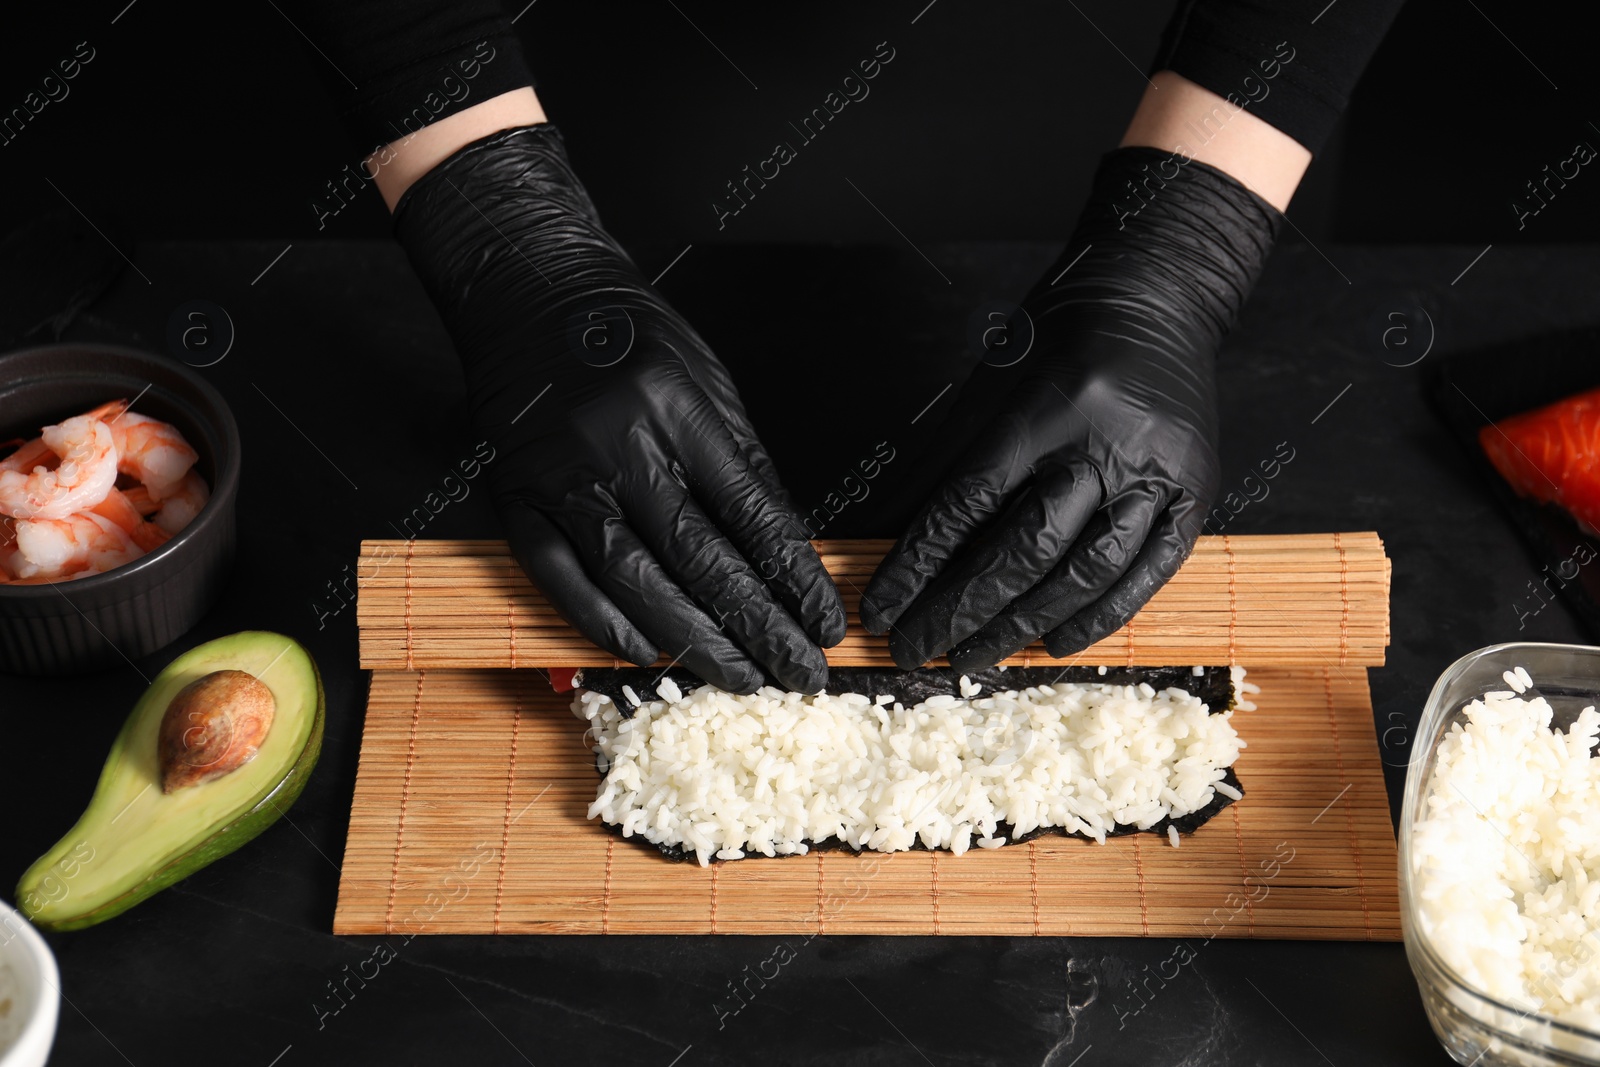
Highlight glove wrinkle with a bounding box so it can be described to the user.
[887,458,1103,668]
[860,406,1041,636]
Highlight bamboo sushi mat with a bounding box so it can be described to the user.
[333,665,1400,939]
[355,534,1392,669]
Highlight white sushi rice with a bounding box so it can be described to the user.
[575,675,1245,867]
[1231,664,1260,712]
[1411,676,1600,1027]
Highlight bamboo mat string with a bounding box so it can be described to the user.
[931,852,941,935]
[403,540,416,672]
[1132,834,1149,935]
[384,669,427,932]
[1028,841,1042,936]
[1231,805,1255,936]
[1323,666,1373,939]
[1224,535,1238,666]
[507,588,517,670]
[815,854,826,934]
[601,838,615,934]
[492,697,522,934]
[709,864,720,934]
[1335,532,1350,667]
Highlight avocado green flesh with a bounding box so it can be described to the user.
[17,631,324,931]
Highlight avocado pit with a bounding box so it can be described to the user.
[158,669,276,793]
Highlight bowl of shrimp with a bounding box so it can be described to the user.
[0,344,239,675]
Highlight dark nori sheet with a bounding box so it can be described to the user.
[572,664,1236,715]
[572,665,1244,863]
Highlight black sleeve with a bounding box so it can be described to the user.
[1153,0,1405,155]
[281,0,534,156]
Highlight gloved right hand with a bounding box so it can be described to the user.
[861,147,1280,670]
[393,124,844,693]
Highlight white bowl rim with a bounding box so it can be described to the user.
[0,898,59,1065]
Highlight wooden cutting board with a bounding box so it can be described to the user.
[333,665,1399,939]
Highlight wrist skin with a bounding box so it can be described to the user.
[368,86,548,211]
[1120,71,1310,212]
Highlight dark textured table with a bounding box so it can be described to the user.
[5,240,1597,1066]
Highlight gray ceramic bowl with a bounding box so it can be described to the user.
[0,344,239,676]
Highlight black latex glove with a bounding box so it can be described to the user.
[393,124,845,693]
[861,147,1281,670]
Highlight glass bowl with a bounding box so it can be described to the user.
[1401,642,1600,1067]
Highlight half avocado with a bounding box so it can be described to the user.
[16,631,325,932]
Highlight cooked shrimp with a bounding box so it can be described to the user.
[0,518,18,581]
[90,487,173,552]
[12,511,143,579]
[121,483,160,516]
[0,416,119,520]
[153,470,210,535]
[82,400,197,500]
[1,437,52,472]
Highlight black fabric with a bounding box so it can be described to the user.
[1155,0,1405,155]
[285,0,1396,160]
[280,0,533,155]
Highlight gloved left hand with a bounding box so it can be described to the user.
[392,124,845,693]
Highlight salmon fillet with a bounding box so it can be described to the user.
[1480,386,1600,536]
